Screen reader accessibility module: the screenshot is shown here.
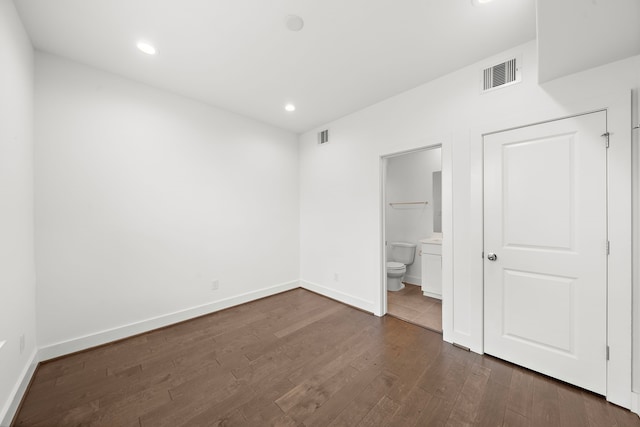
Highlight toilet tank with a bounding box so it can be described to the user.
[389,242,417,265]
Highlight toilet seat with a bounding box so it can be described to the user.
[386,261,405,270]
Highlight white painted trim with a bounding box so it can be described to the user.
[605,92,633,409]
[301,280,376,314]
[441,134,455,347]
[38,280,300,361]
[422,290,442,300]
[469,128,485,355]
[0,349,39,427]
[378,154,388,317]
[632,87,639,408]
[632,392,640,417]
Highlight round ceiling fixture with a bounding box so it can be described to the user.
[285,15,304,32]
[136,41,157,55]
[472,0,494,4]
[285,103,296,112]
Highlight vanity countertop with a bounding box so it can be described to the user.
[420,234,442,245]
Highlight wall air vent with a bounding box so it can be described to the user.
[318,129,329,145]
[482,56,521,93]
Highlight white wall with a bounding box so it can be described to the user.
[385,148,441,284]
[35,53,300,357]
[537,0,640,83]
[299,40,639,404]
[0,1,38,424]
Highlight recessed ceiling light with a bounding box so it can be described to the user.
[136,41,157,55]
[285,103,296,112]
[285,15,304,32]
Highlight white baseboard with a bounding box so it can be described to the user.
[404,275,421,286]
[1,349,39,427]
[300,280,376,314]
[422,290,442,300]
[39,280,299,361]
[632,392,640,417]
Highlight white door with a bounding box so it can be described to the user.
[483,111,608,395]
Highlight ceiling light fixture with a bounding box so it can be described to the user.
[285,103,296,112]
[136,41,157,55]
[285,15,304,32]
[472,0,494,4]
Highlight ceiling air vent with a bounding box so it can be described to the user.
[317,129,329,145]
[482,56,521,93]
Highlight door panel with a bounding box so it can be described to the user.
[502,269,574,353]
[502,134,574,250]
[484,112,607,395]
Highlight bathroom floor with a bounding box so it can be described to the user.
[387,283,442,333]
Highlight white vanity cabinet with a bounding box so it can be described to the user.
[421,241,442,299]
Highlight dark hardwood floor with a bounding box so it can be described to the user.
[13,288,640,426]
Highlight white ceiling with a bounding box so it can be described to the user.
[14,0,537,133]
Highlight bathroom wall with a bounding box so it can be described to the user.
[34,53,300,358]
[385,148,441,285]
[0,1,38,423]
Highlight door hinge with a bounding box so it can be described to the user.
[481,251,484,259]
[606,240,610,255]
[601,132,610,148]
[606,345,610,361]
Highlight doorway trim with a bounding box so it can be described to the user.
[378,140,452,325]
[470,92,632,408]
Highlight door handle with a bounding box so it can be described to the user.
[487,253,498,261]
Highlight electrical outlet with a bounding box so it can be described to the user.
[211,280,219,291]
[19,334,25,354]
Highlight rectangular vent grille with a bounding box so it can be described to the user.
[318,129,329,144]
[482,57,520,92]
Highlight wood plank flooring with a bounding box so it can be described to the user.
[13,288,640,427]
[387,283,442,332]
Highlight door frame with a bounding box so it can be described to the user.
[469,92,633,408]
[378,140,451,320]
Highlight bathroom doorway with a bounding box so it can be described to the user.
[381,145,443,333]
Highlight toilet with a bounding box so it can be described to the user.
[386,242,417,291]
